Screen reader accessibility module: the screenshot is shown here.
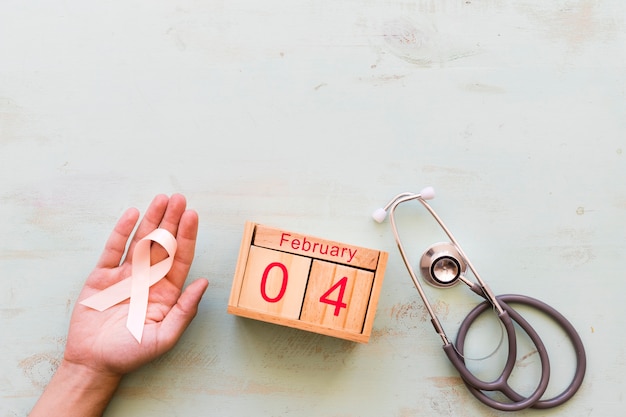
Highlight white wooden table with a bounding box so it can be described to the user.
[2,1,624,416]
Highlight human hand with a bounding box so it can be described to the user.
[29,194,208,417]
[65,193,209,375]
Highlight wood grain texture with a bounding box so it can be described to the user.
[1,0,625,416]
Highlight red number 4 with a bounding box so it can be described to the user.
[319,276,348,316]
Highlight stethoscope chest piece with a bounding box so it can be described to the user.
[420,242,466,288]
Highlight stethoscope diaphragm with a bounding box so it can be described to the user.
[419,242,466,288]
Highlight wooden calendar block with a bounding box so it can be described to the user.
[300,260,375,334]
[228,221,388,343]
[237,246,311,319]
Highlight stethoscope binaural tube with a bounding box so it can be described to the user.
[373,187,587,411]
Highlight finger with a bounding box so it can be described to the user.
[157,193,188,237]
[147,194,188,265]
[95,207,140,269]
[157,278,209,352]
[167,209,199,289]
[125,194,169,263]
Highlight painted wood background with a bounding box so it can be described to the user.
[1,1,624,416]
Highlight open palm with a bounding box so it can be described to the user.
[64,194,209,376]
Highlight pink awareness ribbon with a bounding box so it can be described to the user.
[80,229,177,343]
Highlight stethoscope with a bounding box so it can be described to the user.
[373,187,587,411]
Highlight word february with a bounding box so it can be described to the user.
[252,224,379,271]
[279,233,357,263]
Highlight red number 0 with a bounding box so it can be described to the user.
[260,262,289,303]
[319,276,348,316]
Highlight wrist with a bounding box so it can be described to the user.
[58,358,123,392]
[29,359,123,417]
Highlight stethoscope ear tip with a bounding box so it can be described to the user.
[374,187,435,223]
[372,208,388,223]
[420,186,435,200]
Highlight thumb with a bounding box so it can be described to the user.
[159,278,209,350]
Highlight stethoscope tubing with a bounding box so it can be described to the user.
[443,307,551,411]
[455,294,587,409]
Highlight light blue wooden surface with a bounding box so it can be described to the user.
[1,1,624,416]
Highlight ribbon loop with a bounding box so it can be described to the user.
[80,228,177,343]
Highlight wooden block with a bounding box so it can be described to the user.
[228,221,388,343]
[237,246,311,319]
[299,260,375,334]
